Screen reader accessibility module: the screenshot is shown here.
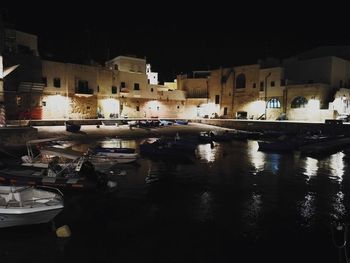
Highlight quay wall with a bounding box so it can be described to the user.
[195,119,350,135]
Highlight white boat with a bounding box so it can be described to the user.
[0,186,64,228]
[93,151,139,164]
[22,144,135,172]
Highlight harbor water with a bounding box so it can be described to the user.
[0,137,349,263]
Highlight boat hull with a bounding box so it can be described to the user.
[0,206,63,228]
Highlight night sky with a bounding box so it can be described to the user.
[2,5,349,82]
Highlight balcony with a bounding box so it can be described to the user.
[75,87,94,97]
[186,90,208,99]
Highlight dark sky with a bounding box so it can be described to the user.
[2,4,350,82]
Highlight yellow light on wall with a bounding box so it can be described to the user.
[308,99,320,110]
[43,95,70,119]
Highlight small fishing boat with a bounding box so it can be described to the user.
[0,186,63,228]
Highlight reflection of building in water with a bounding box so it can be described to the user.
[331,191,346,220]
[197,144,217,163]
[299,193,315,227]
[242,192,262,230]
[304,157,319,182]
[193,191,214,222]
[329,152,345,182]
[247,141,265,174]
[99,139,137,149]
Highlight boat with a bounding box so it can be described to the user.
[0,186,63,228]
[65,121,81,133]
[93,146,136,154]
[22,139,135,171]
[140,136,196,157]
[175,119,189,125]
[198,131,214,144]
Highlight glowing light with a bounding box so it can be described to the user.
[197,103,218,117]
[329,152,345,182]
[248,141,265,174]
[298,193,315,227]
[42,95,70,119]
[99,98,119,118]
[304,157,318,182]
[145,100,160,110]
[197,144,216,163]
[307,99,320,110]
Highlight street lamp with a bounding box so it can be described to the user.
[264,72,271,120]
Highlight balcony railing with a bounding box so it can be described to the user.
[186,90,208,99]
[75,87,94,95]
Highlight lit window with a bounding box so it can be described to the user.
[267,98,281,108]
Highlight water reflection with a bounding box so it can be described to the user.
[298,193,315,227]
[99,139,137,149]
[331,191,346,220]
[329,152,345,182]
[242,192,262,232]
[196,143,217,163]
[247,141,265,174]
[304,157,318,182]
[194,191,214,222]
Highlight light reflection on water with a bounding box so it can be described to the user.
[304,157,318,182]
[247,141,265,174]
[99,138,137,149]
[329,152,345,182]
[193,191,214,222]
[243,192,262,228]
[331,191,346,220]
[298,193,316,227]
[196,143,218,163]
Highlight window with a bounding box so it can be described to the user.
[121,82,126,88]
[177,105,180,109]
[215,95,220,104]
[267,98,281,108]
[151,88,154,92]
[87,106,90,110]
[224,107,228,115]
[291,97,308,108]
[236,73,246,89]
[114,65,118,70]
[78,80,88,89]
[134,83,140,90]
[42,77,47,87]
[136,106,140,111]
[42,101,46,106]
[260,81,264,91]
[53,78,61,88]
[252,83,256,89]
[112,86,117,94]
[97,86,100,93]
[270,81,275,87]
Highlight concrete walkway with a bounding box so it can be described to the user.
[35,123,231,140]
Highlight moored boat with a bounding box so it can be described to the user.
[0,186,63,228]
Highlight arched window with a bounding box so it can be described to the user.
[267,98,281,108]
[236,73,246,89]
[291,97,308,108]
